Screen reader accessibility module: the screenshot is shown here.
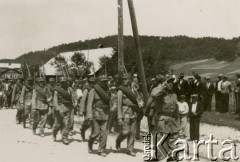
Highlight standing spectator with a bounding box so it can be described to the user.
[202,76,214,111]
[187,76,194,104]
[192,75,203,98]
[215,74,223,112]
[189,94,203,141]
[234,73,240,116]
[174,73,189,100]
[177,95,189,139]
[220,76,232,113]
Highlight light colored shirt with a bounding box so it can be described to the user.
[191,103,197,113]
[178,101,189,114]
[75,89,83,100]
[217,80,223,91]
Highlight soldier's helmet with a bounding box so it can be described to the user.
[98,75,108,82]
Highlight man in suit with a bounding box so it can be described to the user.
[215,74,223,112]
[202,76,214,111]
[189,94,203,141]
[173,73,189,100]
[192,74,203,98]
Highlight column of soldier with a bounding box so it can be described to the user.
[3,71,240,159]
[9,74,143,157]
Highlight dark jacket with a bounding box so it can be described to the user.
[202,82,214,96]
[189,101,203,119]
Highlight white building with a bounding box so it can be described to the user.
[42,47,113,76]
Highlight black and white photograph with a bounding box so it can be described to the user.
[0,0,240,162]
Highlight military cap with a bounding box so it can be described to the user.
[37,77,45,82]
[165,75,174,82]
[49,78,55,82]
[122,74,130,79]
[18,76,24,80]
[98,75,108,81]
[88,77,96,82]
[27,77,33,81]
[59,77,67,82]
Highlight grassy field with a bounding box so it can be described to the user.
[201,111,240,131]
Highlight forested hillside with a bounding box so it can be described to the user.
[1,35,240,78]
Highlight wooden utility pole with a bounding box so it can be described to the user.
[127,0,149,102]
[118,0,125,76]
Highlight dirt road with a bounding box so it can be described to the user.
[0,109,225,162]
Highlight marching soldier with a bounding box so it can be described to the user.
[46,77,56,129]
[12,76,24,123]
[78,77,96,140]
[19,77,34,128]
[87,75,110,157]
[52,77,77,145]
[0,79,4,109]
[115,74,140,157]
[32,78,52,137]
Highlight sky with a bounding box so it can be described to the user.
[0,0,240,59]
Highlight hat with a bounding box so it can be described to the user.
[218,74,223,78]
[59,77,67,82]
[206,76,211,80]
[151,78,156,82]
[27,77,33,81]
[179,95,186,99]
[223,75,228,79]
[88,77,96,82]
[98,75,108,82]
[49,78,55,82]
[122,74,130,79]
[191,94,198,98]
[155,74,164,82]
[179,73,184,77]
[18,76,24,80]
[37,77,45,82]
[110,86,116,90]
[133,74,137,77]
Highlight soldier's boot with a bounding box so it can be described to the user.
[62,138,69,145]
[32,129,36,135]
[98,152,107,157]
[126,150,136,157]
[22,119,26,128]
[80,128,85,141]
[88,138,94,153]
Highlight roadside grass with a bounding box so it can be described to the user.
[201,111,240,131]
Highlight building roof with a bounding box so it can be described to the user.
[42,47,113,76]
[0,63,21,69]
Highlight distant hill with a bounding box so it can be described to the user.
[1,35,240,78]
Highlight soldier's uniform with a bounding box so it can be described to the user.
[12,77,24,123]
[87,76,110,157]
[32,78,52,136]
[0,80,5,108]
[151,77,180,161]
[52,77,75,145]
[19,77,34,128]
[46,78,56,128]
[79,78,95,140]
[116,74,139,157]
